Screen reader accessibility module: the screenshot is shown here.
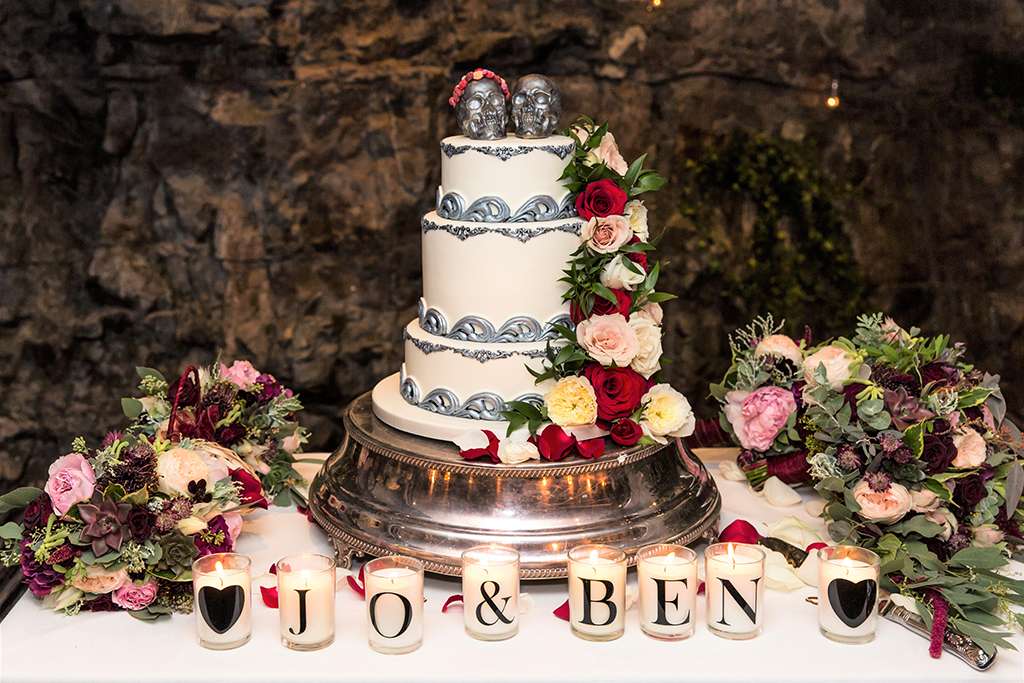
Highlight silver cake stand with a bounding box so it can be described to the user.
[309,392,721,579]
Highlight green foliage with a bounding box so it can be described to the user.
[680,130,865,339]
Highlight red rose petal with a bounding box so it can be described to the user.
[805,542,829,553]
[260,585,279,609]
[575,436,606,460]
[441,594,463,613]
[346,564,366,599]
[269,563,277,575]
[697,580,705,595]
[459,430,501,463]
[553,599,570,621]
[537,425,577,461]
[719,519,762,545]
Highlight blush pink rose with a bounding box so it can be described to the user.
[71,566,129,594]
[219,360,261,389]
[44,453,96,516]
[951,429,987,468]
[575,313,639,367]
[852,479,912,524]
[754,334,803,368]
[723,387,797,452]
[803,344,858,390]
[586,131,629,175]
[581,215,632,254]
[222,511,244,543]
[111,580,159,610]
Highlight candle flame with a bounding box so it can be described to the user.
[215,560,224,574]
[667,551,676,562]
[590,549,599,562]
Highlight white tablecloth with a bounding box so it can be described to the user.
[1,451,1021,683]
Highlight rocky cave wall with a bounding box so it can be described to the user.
[1,0,1023,487]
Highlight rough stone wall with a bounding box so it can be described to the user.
[1,0,1022,487]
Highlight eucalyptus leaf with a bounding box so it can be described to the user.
[135,366,166,382]
[121,397,145,419]
[0,521,23,540]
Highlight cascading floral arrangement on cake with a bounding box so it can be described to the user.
[0,359,308,619]
[711,313,1024,654]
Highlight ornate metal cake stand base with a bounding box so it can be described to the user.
[309,392,721,579]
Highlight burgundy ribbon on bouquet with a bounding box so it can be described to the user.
[166,365,200,441]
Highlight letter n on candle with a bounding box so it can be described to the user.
[716,577,760,626]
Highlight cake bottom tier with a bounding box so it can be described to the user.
[372,373,509,441]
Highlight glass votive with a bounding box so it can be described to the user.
[364,556,424,654]
[462,544,520,641]
[276,553,336,651]
[705,542,766,640]
[192,553,252,650]
[636,544,698,640]
[817,545,881,644]
[567,544,627,641]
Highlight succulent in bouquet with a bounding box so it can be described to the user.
[123,360,310,506]
[714,313,1024,654]
[458,116,696,463]
[0,430,269,619]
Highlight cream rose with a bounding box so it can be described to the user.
[600,255,645,291]
[925,508,957,541]
[545,376,598,427]
[910,488,941,513]
[972,524,1005,547]
[641,384,696,440]
[581,215,632,254]
[576,313,639,367]
[624,199,649,240]
[755,334,803,368]
[951,429,987,468]
[71,566,129,595]
[497,439,541,465]
[585,130,628,175]
[156,447,210,496]
[803,344,858,390]
[636,301,663,325]
[628,316,663,379]
[852,479,912,524]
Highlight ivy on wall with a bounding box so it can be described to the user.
[679,130,865,340]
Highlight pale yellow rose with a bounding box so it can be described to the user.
[641,384,695,439]
[545,376,598,427]
[624,199,649,241]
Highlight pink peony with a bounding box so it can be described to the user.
[581,215,632,254]
[219,360,261,389]
[45,453,96,516]
[951,429,987,468]
[111,580,159,610]
[723,387,797,452]
[575,313,639,367]
[852,479,912,524]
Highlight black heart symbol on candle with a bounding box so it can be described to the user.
[827,578,877,628]
[198,585,245,634]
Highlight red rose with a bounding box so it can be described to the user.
[626,237,648,271]
[576,437,606,459]
[583,363,647,421]
[230,468,269,509]
[574,179,627,220]
[536,425,577,461]
[458,430,501,464]
[569,289,632,324]
[609,418,643,446]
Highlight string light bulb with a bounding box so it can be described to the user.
[825,77,840,109]
[647,0,662,10]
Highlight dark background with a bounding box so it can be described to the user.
[1,0,1022,489]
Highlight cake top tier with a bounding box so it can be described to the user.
[436,135,576,223]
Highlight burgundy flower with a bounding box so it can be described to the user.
[78,497,132,555]
[127,507,155,541]
[82,594,120,612]
[166,372,200,409]
[194,515,234,556]
[230,468,269,509]
[570,289,632,324]
[872,365,920,393]
[922,432,956,475]
[21,493,53,530]
[920,362,960,389]
[20,540,62,597]
[255,374,282,402]
[100,431,123,448]
[952,473,988,516]
[574,179,627,220]
[215,423,246,447]
[609,418,643,447]
[842,383,867,420]
[47,543,75,565]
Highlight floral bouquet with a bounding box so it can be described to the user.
[458,116,696,464]
[123,360,309,505]
[0,430,269,619]
[712,313,1024,654]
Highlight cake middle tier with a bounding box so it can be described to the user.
[420,211,580,342]
[399,320,550,421]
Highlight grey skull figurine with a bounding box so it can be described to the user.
[511,74,562,138]
[456,78,508,140]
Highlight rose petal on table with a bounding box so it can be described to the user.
[719,518,762,544]
[260,585,279,609]
[697,580,705,595]
[763,548,805,591]
[765,516,823,549]
[717,459,747,482]
[762,476,801,507]
[553,599,570,621]
[346,564,366,599]
[803,498,826,518]
[269,563,278,575]
[805,541,828,553]
[441,594,463,613]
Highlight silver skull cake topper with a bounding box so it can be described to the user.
[450,68,510,140]
[511,74,562,139]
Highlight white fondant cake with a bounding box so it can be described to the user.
[372,135,578,440]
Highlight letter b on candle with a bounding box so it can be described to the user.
[578,578,617,626]
[369,592,413,639]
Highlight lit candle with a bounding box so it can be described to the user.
[567,544,626,641]
[462,544,520,641]
[364,556,424,654]
[636,544,697,640]
[817,545,880,644]
[705,542,766,639]
[192,553,252,650]
[276,553,336,651]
